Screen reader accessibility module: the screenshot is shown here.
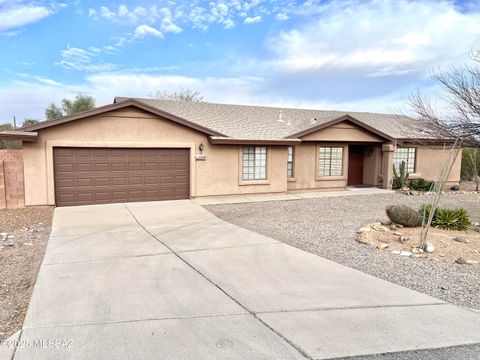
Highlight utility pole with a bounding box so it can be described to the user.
[13,116,16,129]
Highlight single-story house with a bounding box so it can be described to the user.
[0,97,461,207]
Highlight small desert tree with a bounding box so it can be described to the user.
[407,51,480,248]
[45,94,96,120]
[149,88,204,102]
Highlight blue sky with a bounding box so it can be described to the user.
[1,0,480,122]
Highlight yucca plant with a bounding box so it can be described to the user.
[393,161,409,189]
[419,205,471,231]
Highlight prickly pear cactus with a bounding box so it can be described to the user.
[385,205,422,227]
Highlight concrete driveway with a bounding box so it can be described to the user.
[10,200,480,360]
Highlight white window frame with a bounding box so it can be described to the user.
[287,146,294,178]
[242,146,267,181]
[393,147,416,173]
[318,146,344,177]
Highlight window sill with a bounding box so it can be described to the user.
[315,175,346,181]
[287,177,296,182]
[239,179,270,186]
[408,173,421,179]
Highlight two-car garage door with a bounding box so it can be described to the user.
[53,147,190,206]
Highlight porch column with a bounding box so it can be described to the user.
[381,144,394,189]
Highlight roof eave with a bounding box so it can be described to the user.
[209,137,301,145]
[0,131,38,142]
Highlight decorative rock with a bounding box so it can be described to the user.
[412,248,421,254]
[391,250,401,255]
[399,236,409,243]
[372,224,389,232]
[357,226,372,234]
[356,233,372,245]
[379,243,389,250]
[393,232,402,236]
[439,253,445,257]
[423,242,435,253]
[380,220,392,226]
[390,224,397,231]
[455,257,477,265]
[399,251,412,257]
[453,236,468,244]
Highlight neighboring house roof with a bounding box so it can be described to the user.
[114,97,428,141]
[2,96,441,144]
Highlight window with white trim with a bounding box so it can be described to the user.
[287,146,294,178]
[242,146,267,180]
[393,147,416,173]
[318,146,343,177]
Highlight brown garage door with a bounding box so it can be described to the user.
[53,147,189,206]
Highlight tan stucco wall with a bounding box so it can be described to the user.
[409,146,462,183]
[287,143,349,191]
[23,107,288,205]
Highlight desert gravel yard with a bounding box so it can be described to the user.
[206,192,480,310]
[0,206,54,340]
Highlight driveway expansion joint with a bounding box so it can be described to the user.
[254,302,448,315]
[42,252,172,266]
[21,312,250,330]
[123,202,313,360]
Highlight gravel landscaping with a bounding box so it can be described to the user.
[206,192,480,310]
[0,206,54,340]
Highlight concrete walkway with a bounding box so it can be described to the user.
[10,200,480,360]
[192,187,394,205]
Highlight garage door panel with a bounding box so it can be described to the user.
[54,147,190,206]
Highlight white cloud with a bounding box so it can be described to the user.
[134,25,163,38]
[88,8,96,17]
[0,4,51,31]
[223,18,235,29]
[56,46,117,73]
[118,5,128,17]
[275,13,289,21]
[244,15,262,24]
[99,6,115,19]
[34,76,63,86]
[162,22,183,33]
[267,0,480,76]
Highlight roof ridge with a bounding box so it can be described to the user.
[115,96,407,118]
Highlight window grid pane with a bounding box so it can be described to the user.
[243,146,267,180]
[287,146,294,178]
[318,147,343,176]
[393,147,416,173]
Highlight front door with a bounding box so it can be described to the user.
[348,145,364,186]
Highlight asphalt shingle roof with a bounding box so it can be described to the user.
[115,97,426,141]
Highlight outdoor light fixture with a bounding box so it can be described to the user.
[199,143,204,152]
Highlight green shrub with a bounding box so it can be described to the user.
[410,178,434,191]
[450,185,460,191]
[419,205,472,231]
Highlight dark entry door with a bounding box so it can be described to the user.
[348,146,364,186]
